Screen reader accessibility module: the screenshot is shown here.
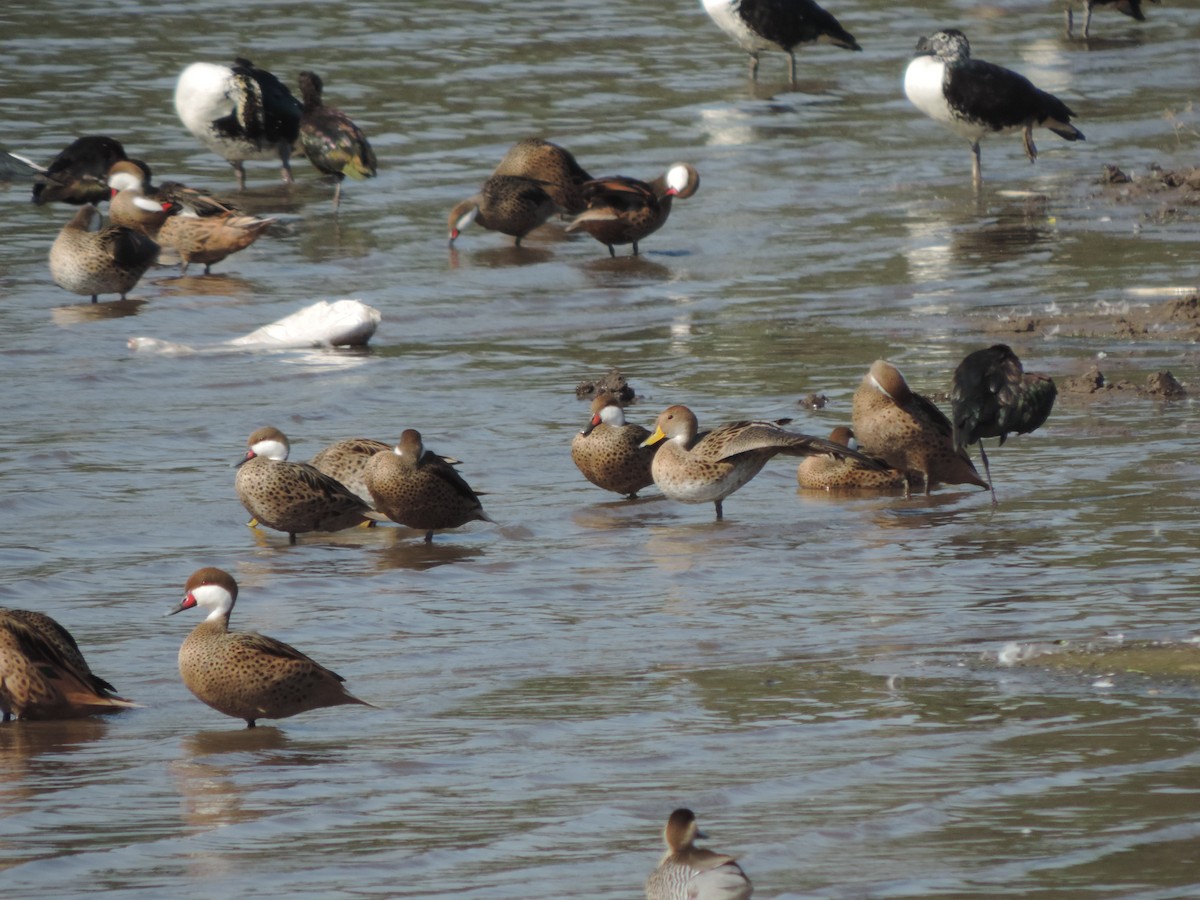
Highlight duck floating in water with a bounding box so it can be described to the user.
[128,299,382,354]
[49,204,159,303]
[903,29,1083,188]
[645,808,753,900]
[951,344,1057,503]
[851,359,988,497]
[568,163,699,257]
[1,608,138,721]
[363,429,493,543]
[298,70,377,210]
[640,403,885,520]
[175,58,302,189]
[167,567,371,728]
[701,0,861,84]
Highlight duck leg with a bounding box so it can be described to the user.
[787,50,797,86]
[1065,7,1074,37]
[631,240,640,257]
[714,499,724,521]
[278,142,295,185]
[978,443,998,505]
[970,141,982,189]
[1083,6,1093,38]
[748,52,760,82]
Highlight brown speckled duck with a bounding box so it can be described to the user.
[447,174,559,247]
[234,426,371,544]
[645,808,753,900]
[363,429,492,542]
[641,404,885,520]
[852,359,988,497]
[1,608,137,721]
[797,426,909,491]
[48,204,159,302]
[167,567,370,728]
[492,138,593,215]
[570,392,657,499]
[309,437,391,506]
[298,70,377,210]
[567,162,699,257]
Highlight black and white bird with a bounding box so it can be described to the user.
[951,344,1057,503]
[1065,0,1159,39]
[700,0,861,84]
[904,30,1084,188]
[175,58,302,190]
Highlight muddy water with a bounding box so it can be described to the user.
[2,0,1199,896]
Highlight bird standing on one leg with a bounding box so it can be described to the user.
[951,344,1057,504]
[903,29,1084,189]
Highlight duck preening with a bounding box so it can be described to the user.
[48,205,159,303]
[298,70,377,210]
[567,162,699,257]
[1065,0,1159,38]
[175,58,302,189]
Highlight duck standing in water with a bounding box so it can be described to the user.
[48,204,159,302]
[175,58,302,189]
[903,29,1083,188]
[167,567,371,728]
[700,0,861,84]
[571,392,658,499]
[568,162,699,257]
[951,344,1057,503]
[447,174,560,247]
[492,138,593,215]
[1,608,138,721]
[645,808,753,900]
[297,70,377,210]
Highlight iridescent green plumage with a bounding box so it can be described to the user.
[298,71,377,210]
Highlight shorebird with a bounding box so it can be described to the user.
[175,58,302,189]
[903,29,1084,188]
[234,426,371,543]
[701,0,861,84]
[447,174,560,247]
[645,808,753,900]
[363,429,492,542]
[492,138,593,215]
[567,162,699,257]
[1,608,138,720]
[49,205,159,302]
[570,392,658,499]
[951,344,1057,503]
[851,360,988,497]
[1065,0,1158,38]
[298,70,377,210]
[166,567,370,728]
[797,426,907,491]
[640,404,885,520]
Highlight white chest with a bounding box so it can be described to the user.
[702,0,777,52]
[904,56,989,141]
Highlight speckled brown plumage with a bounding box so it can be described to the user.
[567,162,699,257]
[363,429,492,542]
[447,174,559,246]
[645,808,753,900]
[0,608,137,721]
[492,138,593,215]
[570,392,657,498]
[234,426,371,544]
[852,359,988,496]
[797,426,909,491]
[167,567,369,728]
[48,204,158,302]
[641,404,887,520]
[309,437,391,506]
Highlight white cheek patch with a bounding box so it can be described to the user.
[191,583,233,620]
[252,438,289,460]
[869,373,896,401]
[108,172,141,191]
[598,404,626,427]
[666,165,689,193]
[133,195,162,212]
[455,206,479,231]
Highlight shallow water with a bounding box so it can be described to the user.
[2,0,1199,896]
